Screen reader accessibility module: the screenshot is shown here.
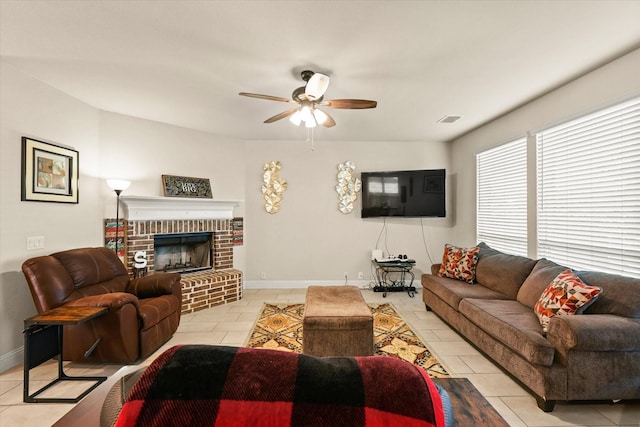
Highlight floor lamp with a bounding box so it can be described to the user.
[106,179,131,256]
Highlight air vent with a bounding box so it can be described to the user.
[437,115,462,123]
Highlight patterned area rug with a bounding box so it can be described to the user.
[245,302,449,378]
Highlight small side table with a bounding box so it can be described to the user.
[372,259,417,297]
[23,306,108,403]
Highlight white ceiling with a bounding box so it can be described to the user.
[1,1,639,143]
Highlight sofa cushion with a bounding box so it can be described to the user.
[516,259,566,308]
[438,244,479,284]
[422,274,511,310]
[575,270,640,318]
[474,242,538,299]
[534,270,602,333]
[459,299,555,366]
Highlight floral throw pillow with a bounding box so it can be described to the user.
[438,244,480,284]
[534,269,602,333]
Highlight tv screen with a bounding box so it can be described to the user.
[361,169,445,218]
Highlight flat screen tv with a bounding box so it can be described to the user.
[361,169,445,218]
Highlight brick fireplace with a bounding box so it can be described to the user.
[119,196,242,314]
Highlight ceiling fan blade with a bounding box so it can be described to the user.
[305,73,330,100]
[239,92,292,103]
[324,99,377,109]
[264,108,300,123]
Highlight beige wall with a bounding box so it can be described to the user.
[242,139,452,285]
[0,69,249,370]
[448,48,640,250]
[0,64,103,369]
[97,111,248,271]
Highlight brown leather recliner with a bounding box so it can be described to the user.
[22,247,182,363]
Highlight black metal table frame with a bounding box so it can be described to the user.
[23,310,108,403]
[372,260,416,297]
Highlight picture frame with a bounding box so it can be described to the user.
[162,174,212,198]
[21,137,79,203]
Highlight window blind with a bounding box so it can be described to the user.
[476,137,528,256]
[537,97,640,277]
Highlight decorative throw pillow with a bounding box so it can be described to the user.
[438,244,480,284]
[534,269,602,333]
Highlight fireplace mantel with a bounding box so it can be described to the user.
[120,196,239,220]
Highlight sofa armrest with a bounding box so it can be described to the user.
[430,264,441,276]
[127,273,181,300]
[546,314,640,352]
[64,292,138,311]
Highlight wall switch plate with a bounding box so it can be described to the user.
[27,236,45,250]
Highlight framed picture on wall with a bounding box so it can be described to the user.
[162,174,212,198]
[21,137,79,203]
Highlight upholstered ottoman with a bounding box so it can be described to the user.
[303,285,374,357]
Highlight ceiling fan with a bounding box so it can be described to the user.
[239,70,377,128]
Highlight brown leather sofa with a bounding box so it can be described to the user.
[22,247,182,363]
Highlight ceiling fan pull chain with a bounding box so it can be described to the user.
[307,127,315,151]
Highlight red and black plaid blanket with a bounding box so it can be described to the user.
[115,345,445,427]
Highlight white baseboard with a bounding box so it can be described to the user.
[244,280,422,290]
[244,280,373,289]
[1,346,23,373]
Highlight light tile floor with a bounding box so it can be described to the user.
[1,288,639,426]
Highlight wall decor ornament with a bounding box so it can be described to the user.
[262,161,288,214]
[21,137,79,203]
[336,161,362,214]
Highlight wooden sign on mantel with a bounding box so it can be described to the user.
[162,175,212,198]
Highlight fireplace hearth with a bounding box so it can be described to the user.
[154,232,213,274]
[118,195,243,314]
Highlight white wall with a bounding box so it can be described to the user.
[448,48,640,248]
[242,139,452,286]
[0,67,249,370]
[97,111,247,272]
[0,64,103,370]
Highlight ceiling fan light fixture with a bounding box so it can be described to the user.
[313,108,328,125]
[305,72,330,100]
[300,105,313,123]
[289,110,302,126]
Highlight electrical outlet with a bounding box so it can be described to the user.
[260,272,266,280]
[358,272,364,279]
[26,236,45,250]
[343,272,348,279]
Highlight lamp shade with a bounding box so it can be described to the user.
[313,109,328,125]
[107,179,131,192]
[289,110,302,126]
[305,73,330,100]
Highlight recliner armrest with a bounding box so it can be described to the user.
[64,292,139,311]
[127,273,181,300]
[546,314,640,352]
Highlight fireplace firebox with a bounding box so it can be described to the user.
[154,232,213,274]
